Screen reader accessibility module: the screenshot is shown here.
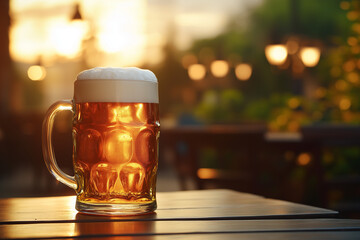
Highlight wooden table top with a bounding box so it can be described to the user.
[0,189,359,240]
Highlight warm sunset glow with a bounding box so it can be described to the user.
[49,19,89,58]
[347,37,358,46]
[210,60,229,78]
[94,0,147,66]
[27,65,46,81]
[10,0,147,66]
[265,44,288,65]
[10,19,51,63]
[235,63,252,81]
[299,47,321,67]
[9,0,90,63]
[188,64,206,81]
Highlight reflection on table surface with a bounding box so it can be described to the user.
[1,189,360,240]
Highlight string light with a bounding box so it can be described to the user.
[27,65,46,81]
[235,63,252,81]
[265,44,288,65]
[188,64,206,81]
[210,60,229,78]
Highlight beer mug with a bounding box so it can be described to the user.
[42,67,159,215]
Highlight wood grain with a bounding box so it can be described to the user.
[0,189,352,240]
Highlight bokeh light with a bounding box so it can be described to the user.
[347,11,359,21]
[299,47,321,67]
[343,60,356,72]
[288,97,300,109]
[347,72,359,83]
[27,65,46,81]
[210,60,229,78]
[188,64,206,81]
[265,44,288,65]
[340,1,350,10]
[339,97,351,110]
[235,63,252,81]
[10,0,147,67]
[347,36,358,46]
[197,168,218,179]
[335,80,348,91]
[297,153,312,166]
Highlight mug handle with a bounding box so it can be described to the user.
[42,100,77,190]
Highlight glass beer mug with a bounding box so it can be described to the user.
[42,67,160,215]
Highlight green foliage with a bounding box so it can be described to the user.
[324,147,360,178]
[183,0,359,127]
[243,99,272,120]
[194,89,244,124]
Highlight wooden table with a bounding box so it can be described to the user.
[0,189,359,239]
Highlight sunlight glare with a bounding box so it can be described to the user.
[49,19,88,58]
[10,0,147,66]
[10,20,51,63]
[95,0,146,66]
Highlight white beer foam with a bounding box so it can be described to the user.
[74,67,159,103]
[77,67,157,82]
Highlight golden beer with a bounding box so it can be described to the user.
[73,102,159,205]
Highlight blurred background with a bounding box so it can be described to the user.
[0,0,360,218]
